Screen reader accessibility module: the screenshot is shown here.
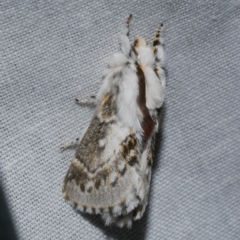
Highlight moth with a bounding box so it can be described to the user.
[62,15,166,228]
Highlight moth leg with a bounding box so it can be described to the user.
[120,14,132,56]
[75,95,96,105]
[60,138,80,151]
[61,125,88,151]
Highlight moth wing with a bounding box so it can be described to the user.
[62,93,147,223]
[104,135,155,227]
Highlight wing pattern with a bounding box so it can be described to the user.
[62,93,155,227]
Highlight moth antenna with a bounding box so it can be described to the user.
[120,14,132,55]
[152,23,163,47]
[152,23,166,89]
[125,14,132,36]
[152,23,165,70]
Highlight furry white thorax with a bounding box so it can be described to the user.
[96,52,142,132]
[96,44,165,133]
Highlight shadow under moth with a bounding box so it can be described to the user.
[62,14,166,228]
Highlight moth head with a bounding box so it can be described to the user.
[133,37,147,48]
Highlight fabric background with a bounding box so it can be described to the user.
[1,1,240,239]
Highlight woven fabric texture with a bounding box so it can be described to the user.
[1,1,240,239]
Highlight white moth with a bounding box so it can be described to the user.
[62,15,166,228]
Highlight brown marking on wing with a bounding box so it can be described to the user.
[80,183,85,192]
[147,136,155,167]
[154,68,159,76]
[73,93,117,173]
[63,163,88,193]
[128,156,138,166]
[111,178,118,187]
[121,134,138,166]
[132,204,143,218]
[100,93,116,121]
[87,187,93,193]
[93,167,110,190]
[120,165,127,176]
[95,178,101,190]
[98,169,109,184]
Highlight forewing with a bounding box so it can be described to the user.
[62,93,144,219]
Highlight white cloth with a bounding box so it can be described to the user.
[1,0,240,239]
